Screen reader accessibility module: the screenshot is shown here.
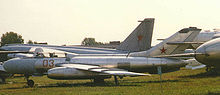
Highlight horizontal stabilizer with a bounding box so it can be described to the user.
[153,53,205,58]
[167,42,204,45]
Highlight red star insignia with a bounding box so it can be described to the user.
[160,47,167,54]
[138,35,143,41]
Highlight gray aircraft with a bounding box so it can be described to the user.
[155,37,220,72]
[0,18,154,58]
[158,29,220,50]
[193,37,220,71]
[155,29,220,70]
[3,27,201,87]
[0,18,154,83]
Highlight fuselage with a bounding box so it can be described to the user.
[195,38,220,68]
[3,56,187,75]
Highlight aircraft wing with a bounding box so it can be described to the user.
[56,63,150,76]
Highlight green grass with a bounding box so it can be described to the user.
[0,68,220,95]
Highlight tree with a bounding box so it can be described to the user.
[81,38,104,46]
[1,32,24,46]
[81,38,96,46]
[27,40,34,44]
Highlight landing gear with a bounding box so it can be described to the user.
[93,78,105,83]
[93,76,120,85]
[114,76,119,85]
[27,80,34,87]
[25,74,34,87]
[119,76,123,79]
[0,77,5,83]
[206,66,211,72]
[205,66,220,74]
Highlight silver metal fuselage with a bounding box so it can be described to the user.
[195,38,220,68]
[3,56,186,75]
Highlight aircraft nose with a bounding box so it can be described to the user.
[3,59,17,73]
[3,58,36,74]
[195,46,207,63]
[195,42,220,65]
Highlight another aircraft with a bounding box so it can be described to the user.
[0,18,155,58]
[155,37,220,72]
[158,29,220,49]
[3,27,201,87]
[194,37,220,72]
[0,18,154,83]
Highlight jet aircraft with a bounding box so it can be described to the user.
[154,37,220,72]
[158,29,220,49]
[0,18,155,83]
[194,37,220,72]
[0,18,155,58]
[3,27,201,87]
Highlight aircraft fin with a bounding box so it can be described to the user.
[129,27,201,57]
[116,18,154,52]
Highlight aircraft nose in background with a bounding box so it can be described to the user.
[195,46,207,63]
[195,38,220,65]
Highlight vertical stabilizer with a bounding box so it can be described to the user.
[116,18,154,52]
[129,27,201,57]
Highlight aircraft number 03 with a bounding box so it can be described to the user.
[43,59,54,68]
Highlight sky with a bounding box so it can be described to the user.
[0,0,220,46]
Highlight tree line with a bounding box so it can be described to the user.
[0,32,104,47]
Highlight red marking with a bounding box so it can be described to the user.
[43,59,55,68]
[160,47,167,54]
[138,35,143,41]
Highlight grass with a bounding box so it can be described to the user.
[0,68,220,95]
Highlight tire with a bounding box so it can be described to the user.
[27,80,34,87]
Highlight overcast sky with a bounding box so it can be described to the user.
[0,0,220,45]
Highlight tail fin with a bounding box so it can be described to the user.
[116,18,154,52]
[129,27,201,57]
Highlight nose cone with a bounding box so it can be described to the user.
[3,59,18,73]
[195,45,207,63]
[3,58,36,74]
[195,38,220,66]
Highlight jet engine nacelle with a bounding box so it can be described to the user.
[47,67,111,80]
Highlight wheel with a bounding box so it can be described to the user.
[206,66,210,72]
[0,77,5,83]
[93,78,105,83]
[27,80,34,87]
[119,76,123,79]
